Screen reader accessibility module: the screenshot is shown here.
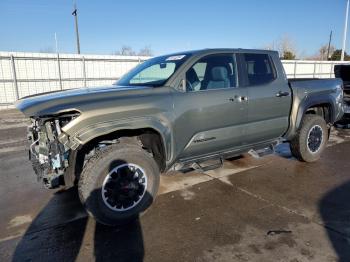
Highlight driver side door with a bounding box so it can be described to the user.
[172,53,249,160]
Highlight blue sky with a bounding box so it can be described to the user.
[0,0,348,56]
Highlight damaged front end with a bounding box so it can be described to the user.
[27,112,79,189]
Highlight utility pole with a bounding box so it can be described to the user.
[341,0,350,61]
[326,30,333,60]
[72,1,81,54]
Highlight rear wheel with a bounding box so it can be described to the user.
[290,115,328,162]
[78,142,160,226]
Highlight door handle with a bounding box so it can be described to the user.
[276,91,290,97]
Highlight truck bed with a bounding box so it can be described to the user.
[288,78,333,81]
[289,78,349,115]
[288,78,342,94]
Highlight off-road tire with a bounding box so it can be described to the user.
[78,142,160,226]
[290,115,328,162]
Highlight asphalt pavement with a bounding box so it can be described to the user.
[0,109,350,262]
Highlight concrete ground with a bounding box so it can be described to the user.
[0,109,350,262]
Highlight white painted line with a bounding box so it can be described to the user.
[0,232,24,243]
[0,123,27,130]
[0,145,26,153]
[0,138,27,146]
[0,119,28,124]
[8,215,32,228]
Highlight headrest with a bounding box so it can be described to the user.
[211,67,228,81]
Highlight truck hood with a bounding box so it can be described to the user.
[15,85,153,117]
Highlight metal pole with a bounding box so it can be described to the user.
[72,2,81,54]
[82,56,87,87]
[294,61,297,78]
[330,62,334,78]
[341,0,350,61]
[313,62,317,78]
[57,54,63,90]
[10,55,19,100]
[326,30,333,60]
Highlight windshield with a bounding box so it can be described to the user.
[116,54,190,87]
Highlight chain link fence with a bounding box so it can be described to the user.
[0,51,349,107]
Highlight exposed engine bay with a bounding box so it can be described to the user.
[28,113,78,188]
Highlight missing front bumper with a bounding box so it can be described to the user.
[28,118,70,189]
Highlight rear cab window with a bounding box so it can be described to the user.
[243,53,277,86]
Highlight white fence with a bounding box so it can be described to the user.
[0,51,349,107]
[0,51,149,106]
[281,60,347,79]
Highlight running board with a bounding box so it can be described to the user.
[248,146,274,159]
[191,157,224,172]
[173,157,224,173]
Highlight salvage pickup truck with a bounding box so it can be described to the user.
[16,49,344,225]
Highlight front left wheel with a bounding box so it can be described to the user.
[78,142,160,226]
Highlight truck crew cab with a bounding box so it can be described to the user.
[16,49,344,225]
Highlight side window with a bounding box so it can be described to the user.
[185,54,237,92]
[243,53,276,86]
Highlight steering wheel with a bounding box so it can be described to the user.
[186,80,194,92]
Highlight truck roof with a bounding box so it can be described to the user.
[163,48,279,57]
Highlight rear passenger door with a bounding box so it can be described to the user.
[241,53,292,145]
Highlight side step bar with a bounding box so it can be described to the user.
[191,157,224,172]
[171,140,280,173]
[173,157,224,173]
[248,146,274,159]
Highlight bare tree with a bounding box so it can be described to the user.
[319,44,335,60]
[138,46,153,56]
[113,46,136,56]
[304,54,321,61]
[120,46,136,56]
[277,35,297,58]
[264,35,297,59]
[264,41,277,51]
[113,45,153,56]
[304,44,336,61]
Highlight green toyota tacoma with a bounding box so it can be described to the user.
[16,49,345,225]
